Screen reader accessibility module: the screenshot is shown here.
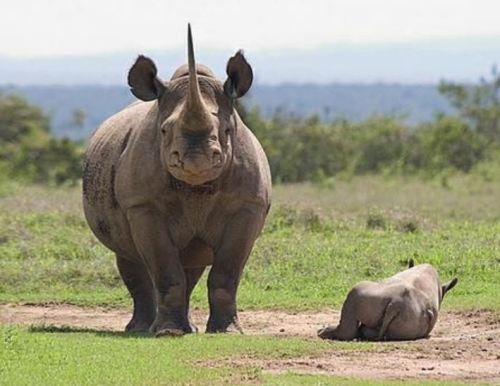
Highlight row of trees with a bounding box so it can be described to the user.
[240,67,500,182]
[1,67,499,185]
[243,110,487,182]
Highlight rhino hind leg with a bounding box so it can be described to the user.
[116,256,156,333]
[377,301,401,340]
[184,267,205,333]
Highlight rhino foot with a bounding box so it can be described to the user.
[125,315,155,333]
[125,320,152,333]
[149,317,196,337]
[206,317,243,334]
[155,328,186,337]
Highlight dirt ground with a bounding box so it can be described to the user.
[1,304,499,383]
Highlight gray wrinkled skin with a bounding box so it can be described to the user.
[82,27,271,336]
[318,264,458,341]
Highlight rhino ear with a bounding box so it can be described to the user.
[128,55,166,101]
[442,277,458,297]
[223,50,253,98]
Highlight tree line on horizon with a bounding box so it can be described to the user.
[1,67,499,186]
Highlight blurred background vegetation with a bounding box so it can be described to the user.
[0,94,82,185]
[1,67,500,186]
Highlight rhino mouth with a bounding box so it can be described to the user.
[170,175,219,194]
[167,152,225,186]
[168,165,222,186]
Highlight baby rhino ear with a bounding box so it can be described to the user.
[442,277,458,297]
[127,55,166,101]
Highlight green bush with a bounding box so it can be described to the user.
[348,116,407,174]
[0,93,82,185]
[411,116,486,172]
[439,66,500,142]
[3,65,500,187]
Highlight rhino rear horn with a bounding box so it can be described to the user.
[128,55,165,101]
[224,50,253,98]
[442,277,458,297]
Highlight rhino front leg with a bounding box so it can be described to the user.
[117,255,156,332]
[206,207,266,333]
[184,267,205,332]
[127,206,191,336]
[206,263,244,333]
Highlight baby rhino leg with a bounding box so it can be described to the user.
[358,300,401,340]
[318,287,363,340]
[377,301,401,340]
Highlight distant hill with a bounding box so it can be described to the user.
[4,35,497,139]
[1,84,452,140]
[1,36,499,85]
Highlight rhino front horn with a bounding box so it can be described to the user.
[186,24,204,113]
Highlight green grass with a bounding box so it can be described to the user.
[262,374,474,385]
[0,175,499,310]
[1,174,498,385]
[0,325,471,386]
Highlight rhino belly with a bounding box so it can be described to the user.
[180,238,214,268]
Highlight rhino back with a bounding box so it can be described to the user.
[388,264,441,307]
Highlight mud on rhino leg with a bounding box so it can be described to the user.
[184,267,205,333]
[116,255,155,333]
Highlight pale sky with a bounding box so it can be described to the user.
[1,0,500,58]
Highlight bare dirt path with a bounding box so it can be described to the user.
[1,304,499,383]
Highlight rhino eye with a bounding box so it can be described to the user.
[161,128,166,135]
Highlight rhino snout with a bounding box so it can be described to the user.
[170,147,222,171]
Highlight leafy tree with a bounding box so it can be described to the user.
[0,92,82,185]
[439,66,500,142]
[412,116,486,173]
[348,116,407,173]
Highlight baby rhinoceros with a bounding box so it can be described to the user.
[318,262,458,341]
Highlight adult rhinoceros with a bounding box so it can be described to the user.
[82,25,271,336]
